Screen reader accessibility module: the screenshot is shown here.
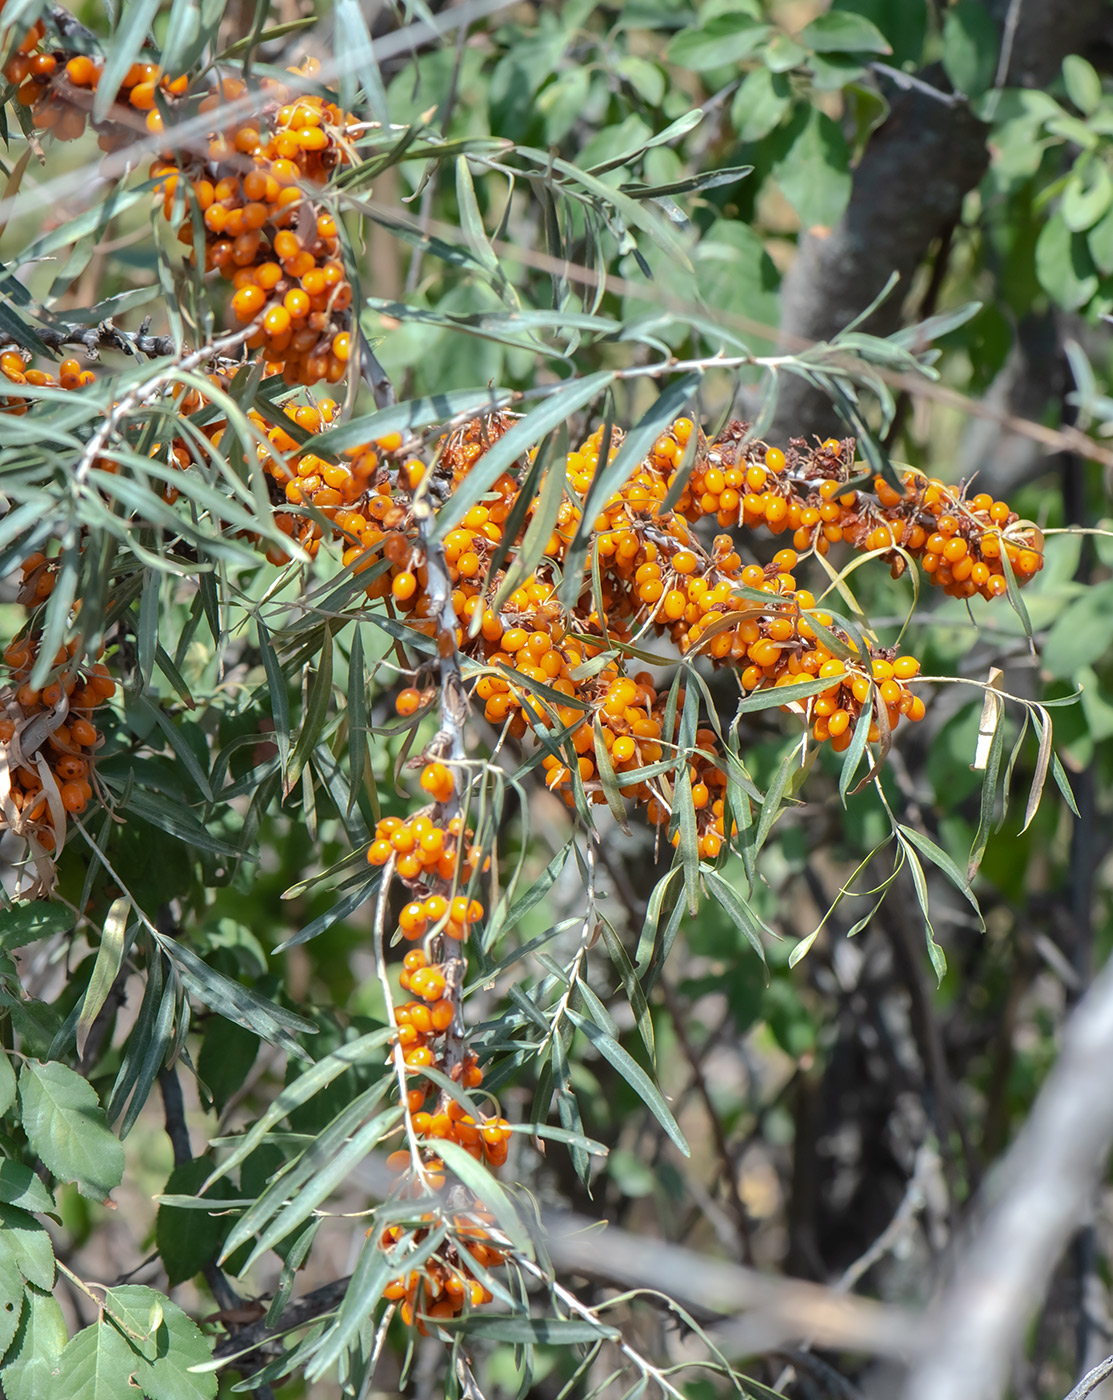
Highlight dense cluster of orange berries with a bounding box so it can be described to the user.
[363,412,1038,853]
[670,423,1043,601]
[150,61,357,386]
[0,616,115,856]
[1,350,95,410]
[366,743,510,1327]
[378,1209,506,1331]
[2,5,356,389]
[2,13,187,148]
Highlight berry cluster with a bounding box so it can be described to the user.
[152,61,357,386]
[378,1210,506,1331]
[0,619,114,859]
[674,424,1043,601]
[366,752,511,1327]
[1,350,95,409]
[2,5,357,390]
[3,13,187,148]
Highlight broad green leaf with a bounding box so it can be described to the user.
[156,1159,229,1288]
[0,1205,54,1289]
[19,1061,124,1202]
[800,10,891,53]
[0,1161,54,1215]
[105,1285,217,1400]
[566,1009,689,1156]
[52,1319,142,1400]
[1063,54,1103,115]
[0,1252,24,1357]
[1061,164,1113,233]
[731,67,792,143]
[771,107,852,229]
[0,1283,67,1400]
[666,16,770,70]
[0,1050,15,1116]
[0,902,74,950]
[942,0,999,98]
[1041,580,1113,676]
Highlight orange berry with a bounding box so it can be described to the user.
[231,284,266,322]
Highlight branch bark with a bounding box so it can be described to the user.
[901,953,1113,1400]
[772,0,1113,443]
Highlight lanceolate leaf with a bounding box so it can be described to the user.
[566,1009,689,1156]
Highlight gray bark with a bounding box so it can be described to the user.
[772,0,1113,443]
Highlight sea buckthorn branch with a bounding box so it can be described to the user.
[0,320,177,359]
[71,323,257,487]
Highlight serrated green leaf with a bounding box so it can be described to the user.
[0,902,75,950]
[0,1050,16,1116]
[0,1252,25,1358]
[19,1061,124,1202]
[105,1285,217,1400]
[0,1282,67,1400]
[50,1320,136,1400]
[0,1204,54,1290]
[0,1160,54,1215]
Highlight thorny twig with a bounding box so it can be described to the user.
[371,848,429,1178]
[535,838,597,1060]
[72,324,257,487]
[0,319,177,359]
[1064,1356,1113,1400]
[411,490,470,1090]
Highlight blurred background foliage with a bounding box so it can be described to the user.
[2,1,1113,1398]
